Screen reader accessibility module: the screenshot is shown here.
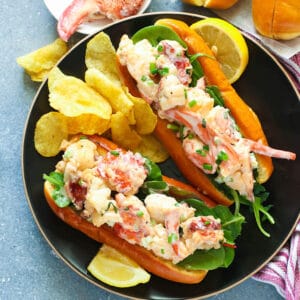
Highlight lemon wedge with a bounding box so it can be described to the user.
[87,244,151,288]
[190,18,249,83]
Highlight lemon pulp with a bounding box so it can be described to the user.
[87,244,151,288]
[190,18,249,83]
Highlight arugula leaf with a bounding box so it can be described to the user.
[132,25,187,47]
[144,158,163,181]
[178,247,225,271]
[205,85,225,107]
[211,174,275,237]
[43,172,64,189]
[141,180,169,194]
[239,183,274,237]
[223,247,235,268]
[43,171,71,208]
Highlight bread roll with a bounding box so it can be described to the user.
[252,0,300,40]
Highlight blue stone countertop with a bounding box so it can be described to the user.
[0,0,284,299]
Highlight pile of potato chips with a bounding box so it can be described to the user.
[19,32,168,163]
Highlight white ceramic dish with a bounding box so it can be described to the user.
[43,0,152,35]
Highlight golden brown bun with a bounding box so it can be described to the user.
[44,178,207,284]
[155,19,274,183]
[252,0,300,40]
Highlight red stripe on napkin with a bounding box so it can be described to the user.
[253,222,300,300]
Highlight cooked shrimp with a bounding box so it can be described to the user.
[57,0,145,41]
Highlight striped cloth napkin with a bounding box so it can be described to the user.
[253,221,300,300]
[252,52,300,300]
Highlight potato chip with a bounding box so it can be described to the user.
[111,112,141,150]
[48,67,112,120]
[67,114,110,135]
[47,65,65,89]
[133,134,169,163]
[34,112,68,157]
[85,32,120,84]
[125,90,157,135]
[17,39,67,82]
[85,68,135,124]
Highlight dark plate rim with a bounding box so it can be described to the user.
[21,11,300,300]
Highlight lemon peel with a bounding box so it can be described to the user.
[190,18,249,84]
[87,244,151,288]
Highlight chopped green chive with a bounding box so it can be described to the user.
[106,202,118,213]
[196,144,209,156]
[179,125,185,141]
[188,100,197,108]
[110,150,120,156]
[158,67,169,76]
[216,150,229,164]
[168,233,178,244]
[203,163,213,171]
[204,220,211,226]
[167,123,180,131]
[184,88,188,99]
[196,149,207,156]
[203,145,210,151]
[157,45,163,52]
[136,210,144,217]
[202,118,207,128]
[149,62,158,75]
[160,248,165,254]
[141,75,147,81]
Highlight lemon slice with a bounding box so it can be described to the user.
[87,244,151,288]
[182,0,239,10]
[190,18,249,83]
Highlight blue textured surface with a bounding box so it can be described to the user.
[0,0,284,299]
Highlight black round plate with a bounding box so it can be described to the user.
[22,12,300,300]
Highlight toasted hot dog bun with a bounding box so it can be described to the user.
[154,19,274,185]
[44,136,208,284]
[252,0,300,40]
